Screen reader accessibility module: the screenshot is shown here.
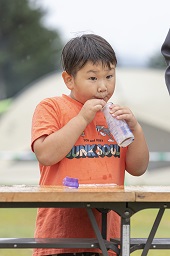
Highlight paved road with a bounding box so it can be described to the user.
[0,160,39,185]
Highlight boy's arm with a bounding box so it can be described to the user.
[33,99,105,166]
[125,122,149,176]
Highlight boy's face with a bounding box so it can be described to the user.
[65,61,116,104]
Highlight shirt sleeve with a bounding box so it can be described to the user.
[31,98,61,152]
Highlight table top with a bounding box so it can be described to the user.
[0,184,133,202]
[0,185,170,203]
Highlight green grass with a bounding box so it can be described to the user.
[131,209,170,255]
[0,98,12,114]
[0,208,169,255]
[0,208,37,256]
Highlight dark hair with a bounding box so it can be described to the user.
[61,34,117,76]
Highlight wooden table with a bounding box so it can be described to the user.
[0,185,170,256]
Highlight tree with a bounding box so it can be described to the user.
[147,51,167,69]
[0,0,63,99]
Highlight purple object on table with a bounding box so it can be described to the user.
[63,176,79,188]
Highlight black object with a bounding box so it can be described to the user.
[161,29,170,94]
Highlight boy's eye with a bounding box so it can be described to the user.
[89,77,97,81]
[106,75,113,79]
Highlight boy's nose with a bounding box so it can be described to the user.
[98,81,107,92]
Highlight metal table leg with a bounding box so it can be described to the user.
[120,212,130,256]
[86,208,109,256]
[141,208,165,256]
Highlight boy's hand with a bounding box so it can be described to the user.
[109,104,149,176]
[78,99,106,124]
[109,104,138,132]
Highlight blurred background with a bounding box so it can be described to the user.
[0,3,170,256]
[0,0,170,186]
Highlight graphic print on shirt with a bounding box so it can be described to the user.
[96,125,115,142]
[66,125,120,159]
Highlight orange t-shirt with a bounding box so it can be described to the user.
[31,94,127,256]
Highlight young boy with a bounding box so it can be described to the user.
[31,34,149,256]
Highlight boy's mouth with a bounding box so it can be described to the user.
[95,94,108,100]
[95,94,109,101]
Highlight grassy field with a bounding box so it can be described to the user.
[0,208,169,255]
[130,208,170,255]
[0,99,11,115]
[0,208,36,256]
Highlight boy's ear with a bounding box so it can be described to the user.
[62,71,74,90]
